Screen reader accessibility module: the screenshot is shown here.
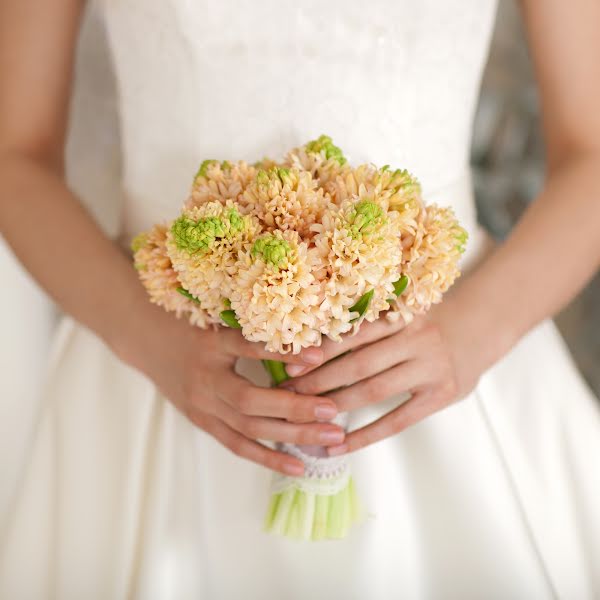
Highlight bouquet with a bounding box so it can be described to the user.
[131,135,467,540]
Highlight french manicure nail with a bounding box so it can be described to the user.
[319,430,345,445]
[283,461,305,476]
[286,364,307,377]
[314,403,337,421]
[328,444,348,457]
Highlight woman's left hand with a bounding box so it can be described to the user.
[280,305,481,456]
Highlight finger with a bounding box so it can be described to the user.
[286,317,406,378]
[328,359,427,412]
[191,412,306,476]
[284,332,414,396]
[327,391,447,455]
[220,374,339,422]
[321,317,406,360]
[215,401,346,446]
[219,328,324,366]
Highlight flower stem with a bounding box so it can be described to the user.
[262,359,290,385]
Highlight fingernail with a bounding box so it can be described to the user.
[279,382,296,391]
[301,348,323,365]
[286,364,308,377]
[314,403,337,421]
[283,461,305,477]
[328,444,348,457]
[319,430,345,445]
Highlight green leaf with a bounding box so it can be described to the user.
[176,286,201,304]
[392,274,409,297]
[220,309,241,329]
[349,289,374,322]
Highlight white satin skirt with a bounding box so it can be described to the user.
[1,241,599,600]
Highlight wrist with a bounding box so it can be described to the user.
[434,276,521,379]
[106,282,166,371]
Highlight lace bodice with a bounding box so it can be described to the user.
[94,0,497,267]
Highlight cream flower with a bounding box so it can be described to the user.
[166,200,261,319]
[388,204,466,322]
[311,197,404,339]
[321,162,377,205]
[284,135,348,188]
[185,159,258,210]
[327,163,422,215]
[133,135,467,356]
[374,166,422,214]
[242,167,333,238]
[131,224,209,327]
[230,230,325,354]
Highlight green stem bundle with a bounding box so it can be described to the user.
[219,284,408,540]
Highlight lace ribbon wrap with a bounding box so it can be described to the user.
[264,411,362,540]
[271,444,351,496]
[271,411,351,496]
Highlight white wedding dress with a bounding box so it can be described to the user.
[1,1,599,598]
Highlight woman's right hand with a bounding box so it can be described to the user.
[116,299,345,476]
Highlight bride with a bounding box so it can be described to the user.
[1,0,599,598]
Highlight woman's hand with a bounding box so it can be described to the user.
[117,301,345,476]
[279,301,481,456]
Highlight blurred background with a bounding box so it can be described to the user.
[473,0,600,395]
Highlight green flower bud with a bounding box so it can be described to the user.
[130,232,148,254]
[171,208,245,254]
[252,234,292,269]
[256,167,292,187]
[195,159,218,180]
[455,227,468,254]
[274,167,291,184]
[256,169,270,186]
[348,200,386,238]
[171,215,221,253]
[226,208,245,234]
[305,134,347,165]
[381,168,422,209]
[173,217,217,253]
[386,168,420,190]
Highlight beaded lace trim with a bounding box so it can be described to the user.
[271,443,351,495]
